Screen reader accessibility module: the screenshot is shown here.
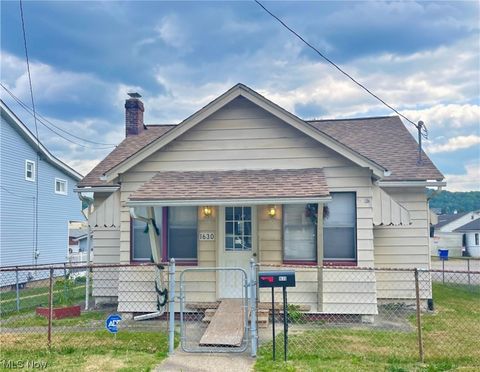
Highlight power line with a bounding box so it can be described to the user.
[254,0,428,140]
[19,0,39,266]
[1,83,117,149]
[1,185,35,199]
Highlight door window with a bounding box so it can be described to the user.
[225,206,252,251]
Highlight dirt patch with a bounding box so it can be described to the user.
[83,354,126,372]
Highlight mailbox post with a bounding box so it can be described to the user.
[258,271,296,362]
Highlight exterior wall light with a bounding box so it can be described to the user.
[267,205,277,218]
[203,206,212,217]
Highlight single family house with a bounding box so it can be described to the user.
[0,100,83,277]
[433,210,480,257]
[77,84,445,316]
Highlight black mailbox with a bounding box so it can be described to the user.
[258,271,296,288]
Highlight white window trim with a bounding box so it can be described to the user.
[25,160,35,182]
[55,178,68,195]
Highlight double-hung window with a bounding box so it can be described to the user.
[283,204,317,262]
[55,178,67,195]
[131,206,198,262]
[323,192,357,262]
[25,160,35,181]
[282,194,357,264]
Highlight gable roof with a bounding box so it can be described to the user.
[454,218,480,232]
[309,116,443,181]
[78,125,174,187]
[78,83,443,188]
[99,84,388,183]
[1,100,83,181]
[434,213,468,229]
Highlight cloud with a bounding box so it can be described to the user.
[427,135,480,154]
[445,163,480,191]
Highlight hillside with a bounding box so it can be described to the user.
[428,190,480,214]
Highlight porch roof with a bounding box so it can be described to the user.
[127,168,330,206]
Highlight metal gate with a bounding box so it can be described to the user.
[179,267,250,353]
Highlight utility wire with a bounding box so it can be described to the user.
[19,0,39,266]
[254,0,428,139]
[1,185,36,199]
[1,83,117,149]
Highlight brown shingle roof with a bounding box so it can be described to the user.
[78,125,175,187]
[308,116,443,181]
[79,115,443,187]
[129,168,329,202]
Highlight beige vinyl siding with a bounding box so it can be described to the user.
[117,207,219,312]
[91,228,120,298]
[116,97,378,313]
[374,187,432,299]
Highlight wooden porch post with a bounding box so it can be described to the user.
[317,203,324,312]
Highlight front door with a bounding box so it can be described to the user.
[218,206,255,298]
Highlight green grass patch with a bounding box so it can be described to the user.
[0,281,89,317]
[1,309,109,328]
[255,283,480,371]
[0,330,175,371]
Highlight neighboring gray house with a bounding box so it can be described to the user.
[0,100,84,271]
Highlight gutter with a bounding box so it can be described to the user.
[74,186,120,193]
[377,180,446,188]
[127,196,332,207]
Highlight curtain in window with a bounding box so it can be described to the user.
[168,206,198,260]
[284,204,317,261]
[323,192,356,260]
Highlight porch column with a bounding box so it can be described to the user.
[317,203,324,312]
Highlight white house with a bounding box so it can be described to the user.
[433,210,480,257]
[76,84,445,316]
[454,218,480,258]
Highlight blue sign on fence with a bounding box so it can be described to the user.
[105,314,122,334]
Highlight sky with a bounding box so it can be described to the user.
[1,0,479,191]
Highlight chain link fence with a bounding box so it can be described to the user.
[0,263,170,350]
[1,262,479,366]
[254,264,480,365]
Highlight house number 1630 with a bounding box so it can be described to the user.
[199,232,215,241]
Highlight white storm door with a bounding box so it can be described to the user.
[218,206,255,298]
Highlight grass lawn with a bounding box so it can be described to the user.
[255,283,480,371]
[0,330,173,371]
[1,309,109,328]
[0,282,87,316]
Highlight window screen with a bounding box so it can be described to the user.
[168,206,198,260]
[323,192,356,260]
[132,207,162,261]
[284,204,317,261]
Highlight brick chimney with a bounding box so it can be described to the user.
[125,92,145,136]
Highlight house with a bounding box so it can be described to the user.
[76,84,445,316]
[433,210,480,257]
[68,222,92,257]
[453,217,480,258]
[0,100,83,275]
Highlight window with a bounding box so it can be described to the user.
[131,207,162,261]
[131,207,198,262]
[475,233,479,246]
[25,160,35,181]
[168,206,198,260]
[283,204,317,262]
[55,178,67,195]
[323,192,356,261]
[225,207,252,251]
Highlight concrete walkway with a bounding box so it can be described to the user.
[155,349,254,372]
